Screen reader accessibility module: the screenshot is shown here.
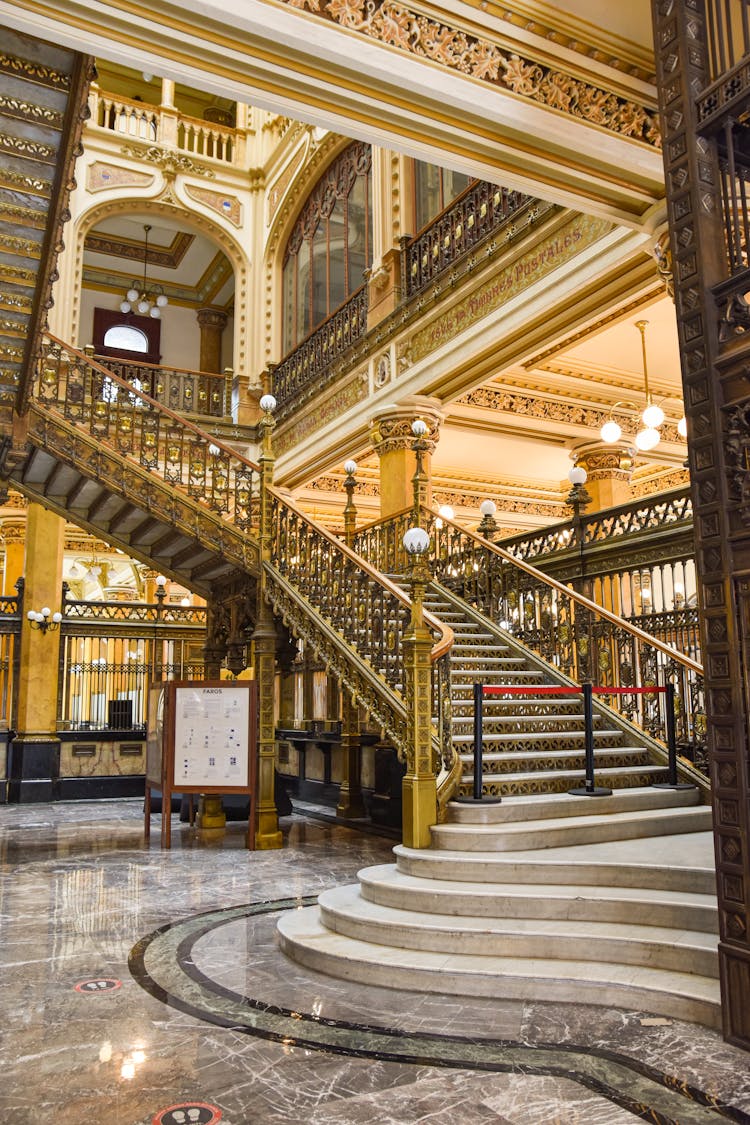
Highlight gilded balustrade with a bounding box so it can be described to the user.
[91,353,230,419]
[37,335,259,531]
[90,88,238,165]
[267,488,454,777]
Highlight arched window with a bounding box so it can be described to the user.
[282,141,373,353]
[414,161,473,231]
[103,324,149,353]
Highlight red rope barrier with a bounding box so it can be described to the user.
[481,684,665,697]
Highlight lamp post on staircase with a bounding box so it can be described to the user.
[252,392,282,849]
[402,524,437,848]
[338,460,366,819]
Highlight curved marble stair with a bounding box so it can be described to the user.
[278,787,720,1027]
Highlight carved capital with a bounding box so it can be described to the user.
[196,307,229,330]
[370,396,443,455]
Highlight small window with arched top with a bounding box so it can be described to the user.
[103,324,149,353]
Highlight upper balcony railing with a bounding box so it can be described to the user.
[89,88,239,166]
[87,350,231,420]
[403,182,534,300]
[273,285,368,417]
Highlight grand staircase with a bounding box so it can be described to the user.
[278,580,717,1027]
[0,30,720,1027]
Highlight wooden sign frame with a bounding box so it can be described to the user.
[144,680,258,849]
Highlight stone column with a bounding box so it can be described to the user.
[366,149,405,329]
[571,442,635,511]
[11,503,64,802]
[370,396,443,519]
[197,308,228,374]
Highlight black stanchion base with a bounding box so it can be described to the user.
[651,781,695,790]
[453,795,503,804]
[568,786,613,797]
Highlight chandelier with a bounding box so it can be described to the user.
[600,320,687,451]
[120,224,168,319]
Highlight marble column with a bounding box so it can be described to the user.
[11,503,64,802]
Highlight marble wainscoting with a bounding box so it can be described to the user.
[1,798,749,1124]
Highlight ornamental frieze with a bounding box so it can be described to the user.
[119,144,216,179]
[275,0,659,147]
[408,215,612,364]
[274,370,368,455]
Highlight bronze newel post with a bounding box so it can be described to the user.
[337,459,366,818]
[252,393,282,849]
[401,522,437,848]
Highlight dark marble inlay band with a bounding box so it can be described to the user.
[129,899,750,1125]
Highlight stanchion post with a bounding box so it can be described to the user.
[473,680,483,802]
[653,681,694,790]
[454,680,502,804]
[569,682,612,797]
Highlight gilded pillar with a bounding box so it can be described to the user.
[337,461,365,817]
[366,149,405,328]
[401,539,436,847]
[252,395,282,848]
[11,503,64,802]
[370,397,442,519]
[196,307,228,374]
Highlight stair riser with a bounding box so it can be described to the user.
[394,852,717,896]
[356,884,718,934]
[460,754,650,773]
[277,923,721,1031]
[319,904,718,976]
[448,788,702,823]
[463,770,668,796]
[431,809,714,851]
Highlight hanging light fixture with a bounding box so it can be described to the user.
[599,319,686,451]
[120,224,168,319]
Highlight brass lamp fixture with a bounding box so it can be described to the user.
[120,224,169,319]
[27,606,62,633]
[599,320,687,451]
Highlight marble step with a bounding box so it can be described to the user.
[318,883,719,976]
[448,786,702,823]
[356,864,718,932]
[393,837,717,894]
[277,907,721,1029]
[459,750,649,773]
[452,713,607,728]
[460,763,669,795]
[431,804,713,851]
[453,729,627,745]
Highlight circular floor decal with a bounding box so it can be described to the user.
[152,1103,222,1125]
[74,977,122,993]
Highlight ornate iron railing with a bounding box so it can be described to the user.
[273,285,368,416]
[62,597,207,627]
[89,352,230,419]
[403,181,535,299]
[37,335,260,531]
[499,488,693,563]
[354,507,707,775]
[266,488,454,775]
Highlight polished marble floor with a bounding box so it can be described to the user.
[1,798,749,1125]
